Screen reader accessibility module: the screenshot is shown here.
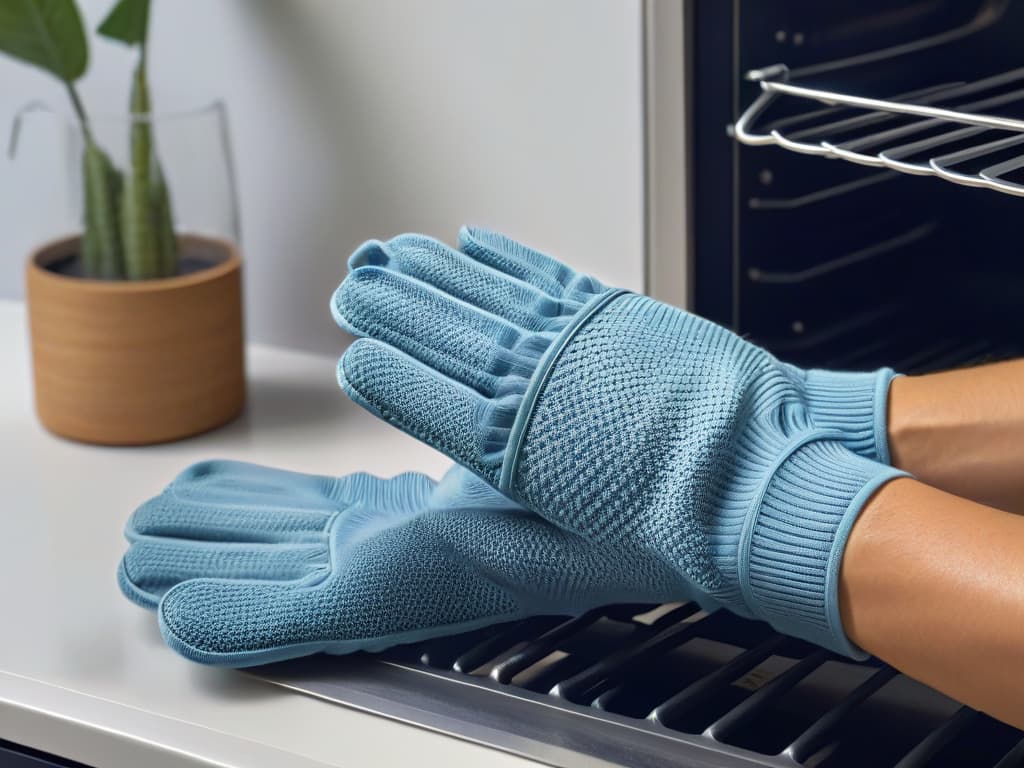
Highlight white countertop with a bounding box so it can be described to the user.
[0,300,540,767]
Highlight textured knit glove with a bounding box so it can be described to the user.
[118,461,691,667]
[332,228,907,658]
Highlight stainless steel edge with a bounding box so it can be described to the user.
[251,657,783,768]
[642,0,692,310]
[0,672,332,768]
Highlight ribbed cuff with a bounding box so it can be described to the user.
[741,438,908,659]
[796,367,900,465]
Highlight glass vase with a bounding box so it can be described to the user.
[9,100,240,279]
[11,101,246,444]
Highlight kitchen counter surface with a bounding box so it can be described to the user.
[0,300,540,767]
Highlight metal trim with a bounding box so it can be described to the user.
[642,0,692,310]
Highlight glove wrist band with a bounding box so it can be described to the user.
[797,367,901,465]
[741,436,909,658]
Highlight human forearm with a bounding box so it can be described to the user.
[840,477,1024,728]
[888,359,1024,513]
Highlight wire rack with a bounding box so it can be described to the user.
[256,602,1024,768]
[734,65,1024,197]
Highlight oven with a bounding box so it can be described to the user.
[252,3,1024,766]
[651,0,1024,373]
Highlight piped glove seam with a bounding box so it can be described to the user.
[501,287,628,493]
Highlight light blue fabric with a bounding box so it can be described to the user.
[333,228,908,658]
[119,460,690,667]
[334,228,899,465]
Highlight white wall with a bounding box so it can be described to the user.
[0,0,645,355]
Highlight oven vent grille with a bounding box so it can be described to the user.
[735,67,1024,199]
[381,603,1024,768]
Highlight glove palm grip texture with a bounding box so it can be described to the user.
[337,232,906,658]
[123,461,683,666]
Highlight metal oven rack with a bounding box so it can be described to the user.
[252,603,1024,768]
[734,66,1024,197]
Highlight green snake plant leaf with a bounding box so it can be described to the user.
[149,159,177,276]
[101,0,177,279]
[82,142,124,278]
[97,0,149,46]
[121,60,160,279]
[0,0,88,81]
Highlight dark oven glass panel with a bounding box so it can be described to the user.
[693,0,1024,373]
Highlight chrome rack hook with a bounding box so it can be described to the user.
[745,63,791,84]
[731,64,789,146]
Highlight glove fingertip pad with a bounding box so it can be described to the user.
[347,239,391,272]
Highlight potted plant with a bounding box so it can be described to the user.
[2,0,245,445]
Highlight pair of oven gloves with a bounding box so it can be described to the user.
[118,228,906,667]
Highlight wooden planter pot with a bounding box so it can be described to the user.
[26,235,246,445]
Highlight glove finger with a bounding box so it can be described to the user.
[118,538,327,610]
[166,461,434,511]
[334,265,539,397]
[458,226,605,301]
[164,460,362,510]
[127,493,336,544]
[158,578,330,666]
[349,235,573,332]
[155,503,687,667]
[154,508,545,667]
[339,339,509,485]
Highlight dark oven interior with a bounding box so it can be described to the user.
[694,0,1024,375]
[253,4,1024,767]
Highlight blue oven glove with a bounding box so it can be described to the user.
[118,460,689,667]
[336,228,899,465]
[332,228,908,658]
